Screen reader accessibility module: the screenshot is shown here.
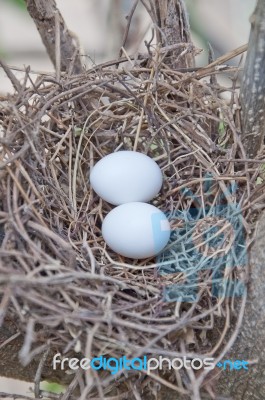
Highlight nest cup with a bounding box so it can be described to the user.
[0,53,253,397]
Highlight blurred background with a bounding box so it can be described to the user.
[0,0,254,395]
[0,0,254,93]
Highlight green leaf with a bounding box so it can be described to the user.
[256,177,263,185]
[218,121,226,135]
[40,381,65,394]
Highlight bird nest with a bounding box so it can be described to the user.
[0,50,263,399]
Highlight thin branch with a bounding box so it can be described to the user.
[25,0,83,75]
[118,0,140,59]
[0,59,22,92]
[34,347,50,398]
[54,10,61,80]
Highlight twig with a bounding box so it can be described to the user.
[60,374,79,400]
[205,43,248,69]
[34,347,50,398]
[118,0,140,59]
[55,10,61,81]
[0,59,22,92]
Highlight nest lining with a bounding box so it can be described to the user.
[0,54,264,398]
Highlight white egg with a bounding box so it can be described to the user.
[90,151,163,205]
[102,202,170,259]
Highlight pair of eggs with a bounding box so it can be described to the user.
[90,151,170,259]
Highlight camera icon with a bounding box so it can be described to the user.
[152,179,247,302]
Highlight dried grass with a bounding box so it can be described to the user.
[1,46,265,399]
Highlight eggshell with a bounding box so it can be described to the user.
[102,202,170,259]
[90,151,163,205]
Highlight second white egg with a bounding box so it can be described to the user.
[90,151,163,205]
[102,202,170,259]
